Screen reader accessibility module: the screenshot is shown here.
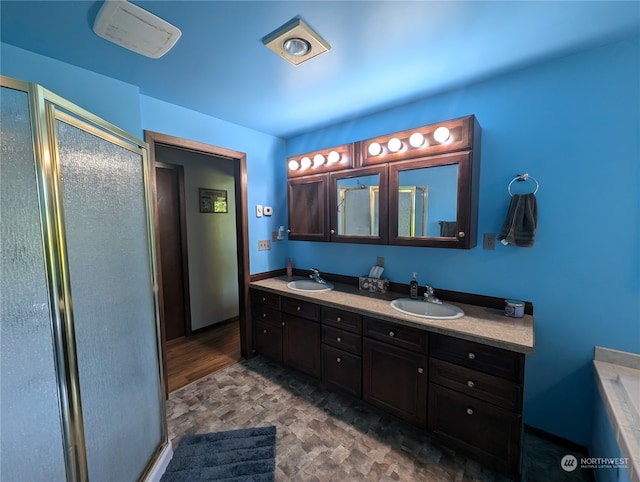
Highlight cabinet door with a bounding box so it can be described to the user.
[287,174,328,241]
[363,339,428,427]
[254,319,283,363]
[283,314,321,379]
[322,344,362,399]
[428,383,522,477]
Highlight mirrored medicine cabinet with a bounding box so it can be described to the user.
[287,115,480,249]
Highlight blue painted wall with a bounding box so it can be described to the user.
[286,36,640,445]
[2,34,639,447]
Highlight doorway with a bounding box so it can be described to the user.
[145,131,251,398]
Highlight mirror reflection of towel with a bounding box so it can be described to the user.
[438,221,457,237]
[498,193,537,247]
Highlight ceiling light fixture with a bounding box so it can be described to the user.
[262,17,330,66]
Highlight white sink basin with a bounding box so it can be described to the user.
[390,298,464,320]
[286,279,334,292]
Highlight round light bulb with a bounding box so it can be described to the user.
[434,126,450,143]
[327,150,341,164]
[368,142,382,156]
[300,156,312,170]
[283,38,311,57]
[288,159,299,171]
[313,154,325,167]
[387,137,402,153]
[409,132,425,148]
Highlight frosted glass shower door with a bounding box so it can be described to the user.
[0,84,67,482]
[53,111,164,482]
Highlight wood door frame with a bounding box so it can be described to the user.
[145,131,251,398]
[155,161,192,338]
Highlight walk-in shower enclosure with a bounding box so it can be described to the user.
[0,76,167,481]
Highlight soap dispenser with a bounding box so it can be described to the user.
[410,272,419,299]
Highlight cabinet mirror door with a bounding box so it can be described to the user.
[389,152,474,248]
[288,174,329,241]
[330,165,388,244]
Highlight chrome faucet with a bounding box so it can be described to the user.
[424,285,442,304]
[309,268,327,285]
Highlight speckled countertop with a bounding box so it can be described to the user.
[250,276,534,355]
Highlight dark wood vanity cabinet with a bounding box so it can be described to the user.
[251,290,283,363]
[251,287,528,478]
[321,306,363,398]
[428,333,525,477]
[282,298,322,378]
[362,317,428,427]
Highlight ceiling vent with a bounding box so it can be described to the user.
[93,0,181,58]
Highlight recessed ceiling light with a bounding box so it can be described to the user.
[262,17,330,66]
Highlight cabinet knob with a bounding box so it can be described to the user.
[282,322,285,326]
[336,357,342,363]
[336,316,342,322]
[389,331,395,337]
[467,352,476,360]
[263,329,267,334]
[297,306,301,311]
[287,229,291,233]
[330,229,336,234]
[458,231,466,238]
[262,313,267,318]
[466,408,474,416]
[417,367,424,374]
[337,337,342,343]
[261,296,266,301]
[467,380,475,388]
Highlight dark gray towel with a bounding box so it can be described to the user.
[498,193,537,247]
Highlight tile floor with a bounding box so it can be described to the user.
[166,356,593,481]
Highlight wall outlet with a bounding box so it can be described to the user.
[256,205,263,217]
[263,206,273,216]
[258,239,271,251]
[376,256,385,267]
[483,233,496,250]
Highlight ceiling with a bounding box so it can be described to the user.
[2,1,639,138]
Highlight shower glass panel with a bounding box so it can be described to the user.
[54,113,163,482]
[0,87,67,481]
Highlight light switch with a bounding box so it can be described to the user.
[256,205,263,217]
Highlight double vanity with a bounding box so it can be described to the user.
[249,276,535,478]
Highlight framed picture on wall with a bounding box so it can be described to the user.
[199,188,227,213]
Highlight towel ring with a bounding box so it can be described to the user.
[508,173,539,196]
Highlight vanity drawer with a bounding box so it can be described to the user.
[363,317,428,354]
[251,289,281,310]
[322,307,362,334]
[428,383,522,476]
[322,344,362,399]
[322,325,362,356]
[251,305,281,326]
[282,297,321,322]
[429,358,522,412]
[430,333,524,382]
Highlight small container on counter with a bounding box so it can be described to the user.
[504,299,525,318]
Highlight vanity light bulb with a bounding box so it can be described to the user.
[368,142,382,156]
[327,150,341,164]
[434,126,450,143]
[288,159,299,171]
[313,154,325,167]
[409,132,425,148]
[300,157,312,170]
[387,137,402,153]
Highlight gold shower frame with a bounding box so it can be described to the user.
[1,75,168,482]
